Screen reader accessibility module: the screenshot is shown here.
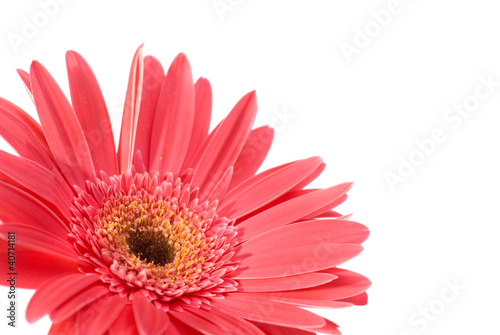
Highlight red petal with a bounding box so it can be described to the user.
[211,294,326,328]
[232,220,366,279]
[66,50,117,175]
[169,308,230,335]
[133,294,170,335]
[149,53,195,176]
[182,77,212,171]
[190,91,257,191]
[77,295,125,335]
[0,97,55,169]
[109,305,140,335]
[50,285,109,323]
[202,166,233,202]
[252,322,317,335]
[236,183,353,241]
[26,273,101,323]
[229,126,274,190]
[30,60,96,186]
[0,223,76,260]
[134,55,164,172]
[117,45,144,172]
[0,239,78,289]
[16,69,34,103]
[0,181,69,237]
[48,314,77,335]
[219,157,323,218]
[0,150,73,218]
[189,307,266,335]
[237,272,337,292]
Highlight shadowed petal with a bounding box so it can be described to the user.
[77,295,125,335]
[236,272,337,292]
[109,305,140,335]
[50,285,109,323]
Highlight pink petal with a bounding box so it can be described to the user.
[182,77,212,171]
[77,295,126,335]
[48,314,77,335]
[190,91,257,191]
[30,60,96,187]
[232,220,366,279]
[236,272,337,292]
[149,53,195,176]
[134,55,164,172]
[0,223,76,261]
[337,291,369,305]
[219,157,323,218]
[202,166,233,202]
[236,183,353,241]
[229,126,274,190]
[252,321,317,335]
[0,181,69,237]
[117,45,144,172]
[0,150,72,219]
[26,273,101,323]
[133,293,170,335]
[169,308,231,335]
[211,294,326,328]
[50,285,109,323]
[16,69,34,103]
[109,305,140,335]
[189,307,266,335]
[0,97,55,170]
[0,239,78,289]
[165,315,203,335]
[247,269,371,306]
[66,50,117,175]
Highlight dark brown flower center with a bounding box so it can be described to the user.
[126,230,176,266]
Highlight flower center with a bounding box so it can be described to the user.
[70,170,239,307]
[126,230,175,266]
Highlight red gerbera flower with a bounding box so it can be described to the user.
[0,46,370,335]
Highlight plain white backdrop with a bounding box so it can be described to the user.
[0,1,499,334]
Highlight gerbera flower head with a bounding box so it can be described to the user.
[0,45,370,334]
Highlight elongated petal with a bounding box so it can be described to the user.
[77,295,125,335]
[237,272,337,292]
[229,126,274,190]
[190,91,257,192]
[202,166,233,202]
[50,285,109,323]
[0,97,54,169]
[118,45,144,172]
[48,314,77,335]
[109,305,140,335]
[134,55,164,171]
[236,182,353,241]
[211,294,326,329]
[252,322,316,335]
[133,294,170,335]
[182,77,212,170]
[0,181,69,237]
[232,220,366,278]
[219,157,323,218]
[16,69,34,102]
[0,239,78,289]
[189,307,266,335]
[66,50,117,175]
[0,150,72,218]
[149,53,195,175]
[169,309,232,335]
[27,273,101,323]
[0,223,76,260]
[30,60,96,186]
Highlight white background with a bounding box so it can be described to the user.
[1,1,499,334]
